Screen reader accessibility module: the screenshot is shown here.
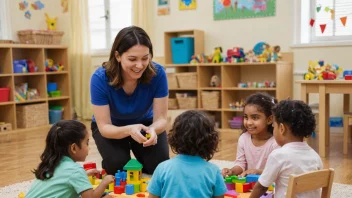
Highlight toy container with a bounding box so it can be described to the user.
[49,109,63,124]
[0,88,10,102]
[228,116,242,129]
[171,37,194,64]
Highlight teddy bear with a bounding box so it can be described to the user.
[210,75,221,87]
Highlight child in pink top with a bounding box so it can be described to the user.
[222,92,280,177]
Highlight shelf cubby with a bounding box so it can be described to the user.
[201,110,222,128]
[44,49,69,71]
[222,111,243,130]
[0,47,12,74]
[0,76,14,102]
[46,73,69,97]
[12,48,45,72]
[49,99,71,120]
[14,75,46,100]
[0,104,16,130]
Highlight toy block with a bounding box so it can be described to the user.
[232,175,246,184]
[121,180,127,187]
[250,182,256,189]
[243,183,251,192]
[226,183,235,190]
[0,123,11,132]
[235,183,243,193]
[268,184,274,191]
[83,162,96,170]
[246,174,260,183]
[224,177,232,183]
[116,176,121,186]
[140,182,147,192]
[114,186,125,194]
[134,183,140,193]
[125,184,134,195]
[224,190,238,198]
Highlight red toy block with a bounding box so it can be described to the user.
[83,162,96,170]
[243,183,251,192]
[250,182,256,189]
[120,180,127,187]
[114,186,124,194]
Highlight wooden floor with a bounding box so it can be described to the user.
[0,122,352,187]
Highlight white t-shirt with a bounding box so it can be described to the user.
[258,142,323,198]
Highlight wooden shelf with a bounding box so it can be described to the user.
[222,87,276,91]
[222,108,243,112]
[200,87,222,90]
[0,44,71,132]
[169,88,198,91]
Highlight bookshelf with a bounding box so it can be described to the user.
[0,44,71,134]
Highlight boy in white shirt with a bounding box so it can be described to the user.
[250,100,323,198]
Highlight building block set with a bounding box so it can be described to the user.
[223,174,274,198]
[84,159,151,198]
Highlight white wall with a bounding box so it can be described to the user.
[9,0,70,45]
[148,0,352,117]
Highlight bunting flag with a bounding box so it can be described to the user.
[316,5,321,13]
[330,9,335,20]
[320,24,327,33]
[340,16,347,26]
[325,6,330,12]
[310,19,315,27]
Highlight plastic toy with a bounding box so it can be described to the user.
[304,60,343,80]
[210,75,221,87]
[270,45,282,62]
[0,123,12,132]
[245,50,258,63]
[227,47,245,63]
[224,174,274,194]
[259,43,272,62]
[212,47,223,63]
[18,191,25,198]
[45,13,58,31]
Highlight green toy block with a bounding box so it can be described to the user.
[224,177,232,183]
[232,176,246,184]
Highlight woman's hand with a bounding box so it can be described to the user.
[143,127,157,147]
[222,168,233,177]
[86,169,100,177]
[239,169,262,177]
[129,124,149,143]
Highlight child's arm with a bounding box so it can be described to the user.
[221,166,244,177]
[80,175,114,198]
[86,169,100,176]
[148,193,160,198]
[239,168,263,177]
[222,135,247,177]
[249,182,268,198]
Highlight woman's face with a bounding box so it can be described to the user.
[116,45,150,81]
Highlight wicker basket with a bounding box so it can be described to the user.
[167,73,179,89]
[18,30,64,45]
[0,40,14,44]
[16,103,49,128]
[176,72,198,88]
[177,97,197,109]
[168,98,178,109]
[201,91,220,109]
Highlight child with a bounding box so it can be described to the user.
[222,92,280,177]
[250,100,323,198]
[26,120,114,198]
[147,110,227,198]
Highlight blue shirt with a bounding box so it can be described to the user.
[26,156,92,198]
[147,154,227,198]
[90,62,168,126]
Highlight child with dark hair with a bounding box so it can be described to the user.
[26,120,114,198]
[222,92,280,177]
[147,110,227,198]
[250,100,323,198]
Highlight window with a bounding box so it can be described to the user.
[294,0,352,45]
[88,0,132,52]
[0,0,11,40]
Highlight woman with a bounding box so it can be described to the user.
[90,26,169,175]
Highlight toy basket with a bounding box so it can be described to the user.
[176,93,197,109]
[167,73,179,89]
[201,91,220,109]
[168,98,178,109]
[176,72,197,88]
[16,103,49,128]
[228,117,243,129]
[18,30,64,45]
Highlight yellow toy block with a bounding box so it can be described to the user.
[268,184,274,191]
[236,183,243,193]
[140,182,147,192]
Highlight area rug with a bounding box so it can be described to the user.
[1,160,351,198]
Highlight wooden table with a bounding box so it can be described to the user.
[296,80,352,157]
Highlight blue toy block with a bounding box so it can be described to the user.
[121,171,127,181]
[115,170,121,178]
[246,174,260,183]
[125,184,134,195]
[115,176,121,186]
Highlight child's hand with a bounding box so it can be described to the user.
[239,169,262,177]
[86,169,100,177]
[222,168,233,177]
[102,175,115,185]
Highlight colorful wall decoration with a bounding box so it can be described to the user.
[213,0,276,21]
[179,0,197,10]
[158,0,170,15]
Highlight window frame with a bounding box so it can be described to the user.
[0,0,11,40]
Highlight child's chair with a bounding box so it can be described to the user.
[343,113,352,154]
[286,168,334,198]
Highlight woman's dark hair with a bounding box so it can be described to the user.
[33,120,87,180]
[272,100,316,138]
[242,92,278,134]
[103,26,157,88]
[168,110,219,161]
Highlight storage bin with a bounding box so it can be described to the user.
[201,91,220,109]
[16,103,49,128]
[176,72,197,88]
[49,90,61,97]
[228,117,243,129]
[18,30,64,45]
[49,110,63,124]
[168,98,178,109]
[167,73,179,88]
[176,93,197,109]
[171,37,194,64]
[0,88,10,102]
[47,82,57,92]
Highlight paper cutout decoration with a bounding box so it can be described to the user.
[179,0,196,10]
[31,0,45,10]
[324,6,330,12]
[320,24,327,33]
[61,0,68,13]
[330,9,335,20]
[340,16,347,26]
[24,11,31,19]
[316,4,321,12]
[310,19,315,27]
[158,0,170,15]
[19,1,28,11]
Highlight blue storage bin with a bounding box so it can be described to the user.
[49,110,63,124]
[170,37,194,64]
[329,117,343,127]
[47,82,57,93]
